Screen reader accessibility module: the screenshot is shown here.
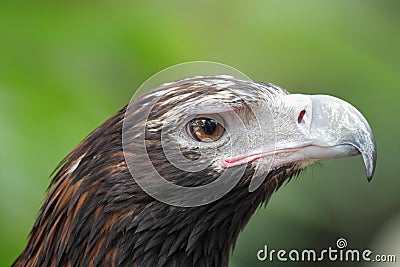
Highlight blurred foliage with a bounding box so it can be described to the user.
[0,1,399,266]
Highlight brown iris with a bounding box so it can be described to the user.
[187,117,225,142]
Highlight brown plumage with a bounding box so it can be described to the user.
[13,76,376,266]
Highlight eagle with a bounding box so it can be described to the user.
[13,76,376,267]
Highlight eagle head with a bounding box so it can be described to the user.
[14,75,376,267]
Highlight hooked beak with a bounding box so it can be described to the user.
[305,95,376,181]
[222,94,377,181]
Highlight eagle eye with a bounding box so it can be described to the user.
[187,117,225,142]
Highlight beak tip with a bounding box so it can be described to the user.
[365,150,377,182]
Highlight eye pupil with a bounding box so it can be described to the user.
[202,119,217,135]
[187,117,225,142]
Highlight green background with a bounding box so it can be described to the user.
[1,1,399,266]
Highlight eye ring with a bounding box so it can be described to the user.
[186,117,225,142]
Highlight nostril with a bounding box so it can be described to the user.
[298,109,306,123]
